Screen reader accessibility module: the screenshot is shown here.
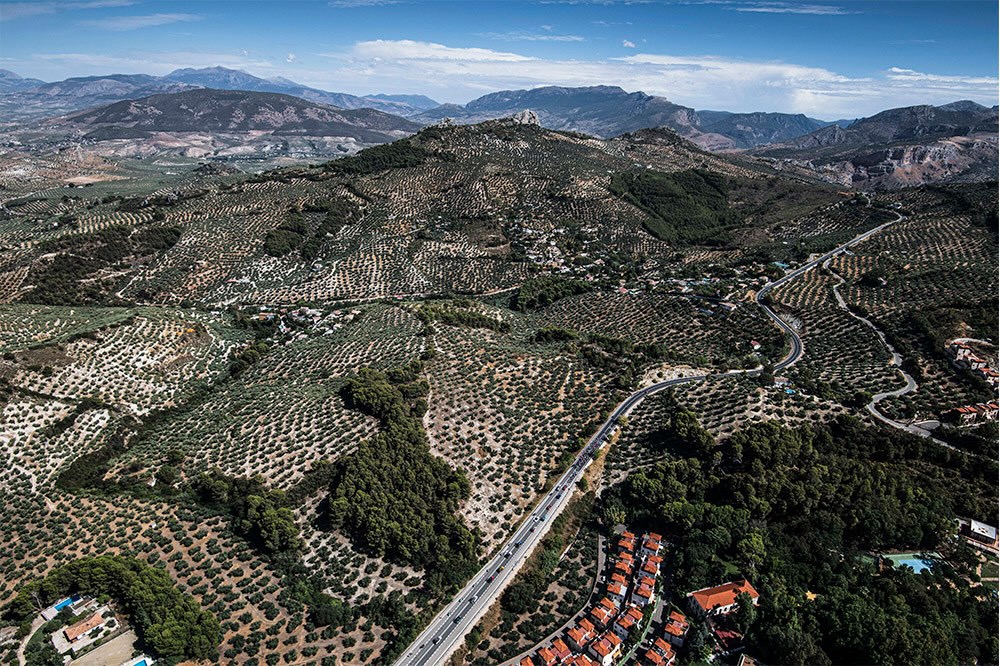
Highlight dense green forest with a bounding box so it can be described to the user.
[324,140,432,176]
[326,361,479,594]
[23,224,182,305]
[512,276,594,310]
[6,556,220,664]
[601,405,998,665]
[417,302,511,332]
[263,196,360,259]
[609,169,738,245]
[191,472,301,555]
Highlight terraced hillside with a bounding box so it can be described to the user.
[1,120,846,308]
[2,118,994,666]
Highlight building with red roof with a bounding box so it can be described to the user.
[587,632,623,666]
[687,579,760,617]
[664,610,690,646]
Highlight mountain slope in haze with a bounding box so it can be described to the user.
[59,88,420,138]
[0,74,197,123]
[758,101,999,188]
[162,67,430,116]
[698,112,827,150]
[0,66,433,124]
[366,93,440,111]
[0,69,46,93]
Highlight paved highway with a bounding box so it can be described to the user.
[393,214,902,666]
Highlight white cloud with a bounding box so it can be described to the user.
[286,53,298,63]
[0,0,135,22]
[343,40,534,63]
[481,30,585,42]
[315,39,998,117]
[10,41,997,119]
[82,13,202,31]
[328,0,402,7]
[622,40,636,48]
[729,2,852,15]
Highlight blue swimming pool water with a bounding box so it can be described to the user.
[135,660,148,666]
[53,596,78,610]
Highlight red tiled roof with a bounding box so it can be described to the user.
[634,584,654,600]
[568,627,588,646]
[689,579,759,613]
[580,618,595,633]
[520,657,534,666]
[64,613,104,642]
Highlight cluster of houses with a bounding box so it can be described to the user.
[642,610,689,666]
[520,531,666,666]
[251,305,361,337]
[948,341,999,389]
[946,402,999,426]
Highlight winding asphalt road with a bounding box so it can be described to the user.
[393,215,902,666]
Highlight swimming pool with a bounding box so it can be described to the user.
[53,595,80,611]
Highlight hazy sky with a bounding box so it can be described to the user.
[1,0,997,118]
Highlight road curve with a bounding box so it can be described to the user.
[392,214,902,666]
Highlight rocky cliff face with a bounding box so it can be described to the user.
[788,133,998,189]
[757,101,998,188]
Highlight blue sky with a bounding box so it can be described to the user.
[1,0,996,117]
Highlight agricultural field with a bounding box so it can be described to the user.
[606,374,850,484]
[2,120,995,666]
[827,185,998,420]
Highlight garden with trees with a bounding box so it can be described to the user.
[602,406,998,665]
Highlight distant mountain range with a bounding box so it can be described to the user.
[411,85,845,150]
[0,69,47,93]
[0,66,439,123]
[2,66,996,187]
[23,89,420,161]
[757,101,998,188]
[161,67,437,115]
[57,88,420,139]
